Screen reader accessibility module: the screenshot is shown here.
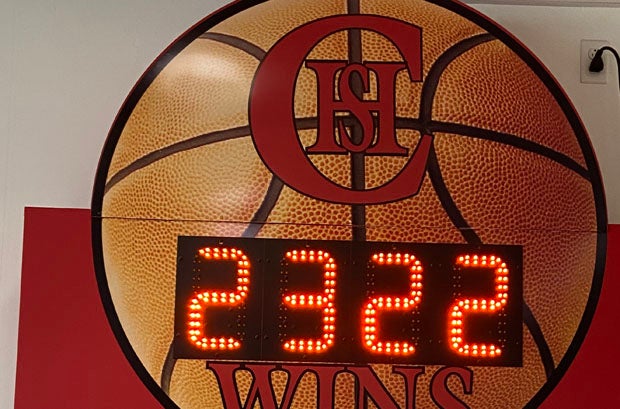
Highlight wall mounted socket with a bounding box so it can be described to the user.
[581,39,609,84]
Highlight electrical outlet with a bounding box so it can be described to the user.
[581,39,609,84]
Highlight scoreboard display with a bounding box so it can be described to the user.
[173,237,523,366]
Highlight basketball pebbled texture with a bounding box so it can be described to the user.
[94,0,605,408]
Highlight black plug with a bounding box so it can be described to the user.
[589,48,605,73]
[588,45,620,91]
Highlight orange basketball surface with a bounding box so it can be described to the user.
[92,0,607,408]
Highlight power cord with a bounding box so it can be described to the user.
[589,46,620,91]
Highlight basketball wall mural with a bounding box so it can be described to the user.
[90,0,607,408]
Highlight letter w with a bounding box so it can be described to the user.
[207,363,307,409]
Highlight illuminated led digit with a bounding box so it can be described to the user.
[282,249,336,353]
[362,253,423,356]
[449,254,509,357]
[186,247,250,351]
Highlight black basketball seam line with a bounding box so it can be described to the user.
[104,125,251,194]
[419,33,496,124]
[427,121,591,180]
[103,121,320,194]
[417,30,591,188]
[347,0,367,242]
[422,33,560,380]
[427,144,557,379]
[426,144,482,245]
[523,303,555,378]
[395,117,590,182]
[242,176,285,238]
[347,0,360,15]
[103,115,590,196]
[200,32,267,60]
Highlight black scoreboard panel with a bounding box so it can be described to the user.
[174,236,522,367]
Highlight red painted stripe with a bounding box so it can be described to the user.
[15,208,159,409]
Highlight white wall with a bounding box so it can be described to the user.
[1,1,618,407]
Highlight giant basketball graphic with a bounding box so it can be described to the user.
[91,0,607,408]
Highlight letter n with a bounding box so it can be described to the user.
[347,366,401,409]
